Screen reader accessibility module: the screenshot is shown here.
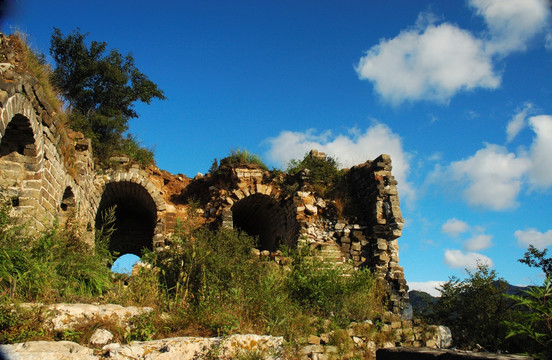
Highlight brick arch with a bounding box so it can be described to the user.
[93,171,166,256]
[0,94,45,161]
[220,183,299,252]
[0,94,45,208]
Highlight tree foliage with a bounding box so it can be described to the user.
[433,264,511,352]
[505,277,552,360]
[49,28,165,166]
[519,245,552,278]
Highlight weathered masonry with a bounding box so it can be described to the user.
[0,33,408,313]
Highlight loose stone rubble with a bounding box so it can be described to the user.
[0,334,284,360]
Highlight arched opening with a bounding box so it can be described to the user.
[0,114,36,157]
[111,253,141,275]
[95,181,157,258]
[60,187,75,212]
[0,114,38,198]
[231,194,298,252]
[59,186,76,225]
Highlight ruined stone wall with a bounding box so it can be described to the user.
[0,33,409,313]
[348,154,408,313]
[0,34,97,235]
[0,34,171,251]
[194,154,409,312]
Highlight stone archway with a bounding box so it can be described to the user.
[0,94,44,214]
[231,194,298,252]
[95,181,158,257]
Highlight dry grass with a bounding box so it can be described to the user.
[8,33,82,175]
[10,32,65,119]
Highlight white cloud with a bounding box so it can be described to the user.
[444,249,493,270]
[464,234,493,251]
[506,103,533,142]
[527,115,552,189]
[356,0,551,104]
[355,22,499,105]
[449,144,531,210]
[265,123,415,200]
[432,110,552,210]
[408,281,445,297]
[546,32,552,51]
[470,0,551,55]
[442,218,469,237]
[515,229,552,250]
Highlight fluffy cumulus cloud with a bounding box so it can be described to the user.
[441,218,469,237]
[444,249,493,270]
[506,103,533,142]
[463,234,493,251]
[514,229,552,250]
[355,22,498,104]
[408,281,445,297]
[265,124,414,200]
[470,0,551,55]
[434,112,552,210]
[356,0,550,104]
[527,115,552,189]
[448,144,531,210]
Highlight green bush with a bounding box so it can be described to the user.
[286,250,382,325]
[285,152,354,217]
[210,149,268,175]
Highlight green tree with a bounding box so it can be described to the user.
[519,245,552,278]
[49,28,165,166]
[503,246,552,359]
[433,264,510,351]
[505,277,552,359]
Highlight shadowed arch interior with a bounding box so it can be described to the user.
[0,114,36,157]
[231,194,298,252]
[0,114,39,196]
[95,181,157,257]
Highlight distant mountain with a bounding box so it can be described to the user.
[408,281,531,318]
[409,290,438,317]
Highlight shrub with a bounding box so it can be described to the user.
[0,302,49,344]
[287,152,341,195]
[211,149,268,175]
[286,249,383,325]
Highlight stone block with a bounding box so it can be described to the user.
[377,238,388,250]
[308,335,321,344]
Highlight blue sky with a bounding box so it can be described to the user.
[2,0,552,295]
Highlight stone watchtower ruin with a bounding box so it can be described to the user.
[0,33,409,314]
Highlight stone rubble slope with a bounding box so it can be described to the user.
[0,335,284,360]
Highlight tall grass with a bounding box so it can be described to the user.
[129,222,385,341]
[1,198,384,347]
[0,201,113,302]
